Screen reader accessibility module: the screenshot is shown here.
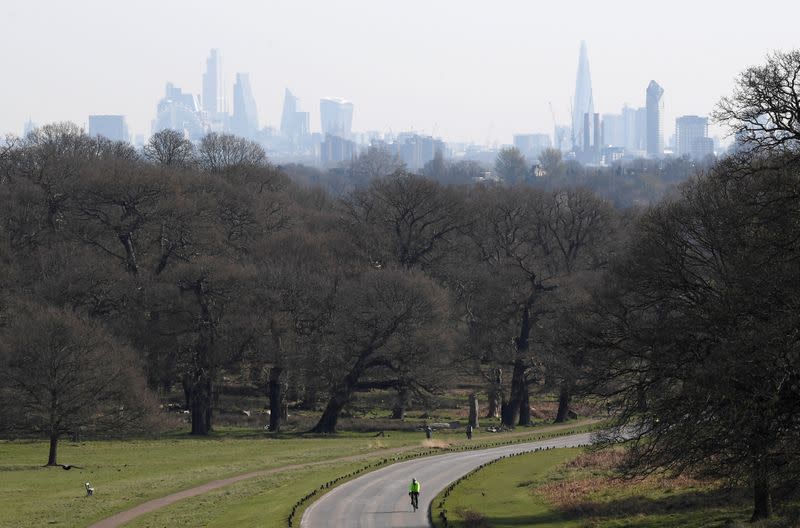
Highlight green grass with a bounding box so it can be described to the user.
[0,420,601,528]
[432,448,583,528]
[432,447,769,528]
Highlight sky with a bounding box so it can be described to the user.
[1,0,799,145]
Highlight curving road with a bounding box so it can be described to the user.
[301,431,594,528]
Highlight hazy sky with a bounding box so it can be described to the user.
[1,0,798,145]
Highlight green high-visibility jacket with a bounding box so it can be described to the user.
[409,481,421,493]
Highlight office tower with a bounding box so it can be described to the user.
[153,82,207,140]
[320,134,356,164]
[572,41,594,151]
[634,107,648,151]
[583,112,591,153]
[646,80,665,158]
[554,125,570,151]
[395,133,446,170]
[593,113,601,152]
[231,73,259,139]
[513,133,552,159]
[88,115,129,142]
[676,115,713,159]
[621,105,637,151]
[320,97,354,138]
[202,49,226,115]
[602,113,626,148]
[280,88,310,141]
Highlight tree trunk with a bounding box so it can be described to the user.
[486,368,502,419]
[502,360,526,428]
[751,471,772,521]
[47,434,59,466]
[268,367,284,432]
[391,386,410,420]
[518,384,531,426]
[189,375,213,435]
[554,383,572,423]
[311,390,350,433]
[468,393,479,428]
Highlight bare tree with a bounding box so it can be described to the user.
[588,155,800,521]
[714,50,800,156]
[0,301,157,465]
[144,129,194,167]
[195,132,267,172]
[494,147,529,184]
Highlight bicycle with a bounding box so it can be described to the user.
[409,491,419,511]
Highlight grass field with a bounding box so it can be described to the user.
[0,421,599,528]
[431,447,785,528]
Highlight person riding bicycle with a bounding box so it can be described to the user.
[409,478,421,510]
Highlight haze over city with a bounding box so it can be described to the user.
[2,0,799,145]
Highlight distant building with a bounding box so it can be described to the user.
[572,41,594,151]
[676,115,713,159]
[395,133,445,170]
[202,49,226,115]
[513,133,551,159]
[231,73,259,139]
[601,113,625,148]
[553,125,571,151]
[635,107,648,152]
[646,80,665,158]
[320,97,354,138]
[89,115,129,142]
[320,134,356,165]
[280,88,310,142]
[23,118,37,136]
[153,82,207,140]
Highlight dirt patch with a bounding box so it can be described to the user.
[422,439,452,449]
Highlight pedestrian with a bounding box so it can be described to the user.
[424,425,432,439]
[466,424,473,440]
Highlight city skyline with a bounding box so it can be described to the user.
[2,0,799,144]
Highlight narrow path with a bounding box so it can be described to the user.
[301,432,593,528]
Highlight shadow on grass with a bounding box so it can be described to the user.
[559,486,749,520]
[446,489,751,528]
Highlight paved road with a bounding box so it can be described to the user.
[301,431,594,528]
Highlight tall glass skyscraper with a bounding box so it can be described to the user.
[320,97,354,138]
[572,41,594,151]
[231,73,259,139]
[202,49,226,115]
[646,80,665,158]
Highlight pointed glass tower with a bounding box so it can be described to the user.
[572,41,594,151]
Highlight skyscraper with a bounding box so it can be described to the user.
[646,80,664,158]
[153,83,207,140]
[231,73,259,139]
[202,49,226,115]
[89,115,129,142]
[676,115,713,159]
[320,97,354,138]
[572,41,594,151]
[280,88,310,141]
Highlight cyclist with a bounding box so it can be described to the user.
[409,478,421,510]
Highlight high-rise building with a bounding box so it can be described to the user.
[513,133,552,159]
[676,115,713,159]
[572,41,594,151]
[646,80,665,158]
[23,118,37,136]
[153,83,207,140]
[89,115,129,142]
[231,73,259,139]
[202,49,226,115]
[601,113,626,148]
[280,88,310,141]
[320,134,356,165]
[621,105,638,151]
[320,97,354,138]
